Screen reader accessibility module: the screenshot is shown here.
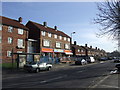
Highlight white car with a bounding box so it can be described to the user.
[24,61,52,73]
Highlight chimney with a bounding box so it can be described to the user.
[90,46,92,49]
[85,44,87,47]
[54,26,57,30]
[18,17,22,23]
[43,22,47,27]
[96,47,97,50]
[74,41,77,45]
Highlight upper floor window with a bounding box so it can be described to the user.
[56,42,61,48]
[48,33,52,37]
[54,34,57,39]
[68,38,70,42]
[18,39,24,48]
[41,31,46,36]
[78,49,80,52]
[8,37,13,44]
[81,50,84,52]
[43,39,51,47]
[64,37,67,41]
[0,36,2,43]
[65,44,70,49]
[8,26,13,33]
[0,24,2,31]
[18,28,23,35]
[59,36,62,40]
[7,51,11,57]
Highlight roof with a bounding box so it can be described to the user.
[28,21,71,38]
[71,44,86,50]
[0,16,29,30]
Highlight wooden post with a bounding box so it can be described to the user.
[11,48,14,70]
[17,54,19,69]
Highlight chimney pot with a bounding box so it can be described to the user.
[90,46,92,49]
[54,26,57,30]
[74,41,77,45]
[43,22,47,26]
[85,44,87,47]
[18,17,22,23]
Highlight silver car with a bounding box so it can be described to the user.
[24,61,52,73]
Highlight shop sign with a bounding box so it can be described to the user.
[54,49,64,53]
[42,48,53,52]
[64,50,73,55]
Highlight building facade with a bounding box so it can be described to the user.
[0,16,28,63]
[26,21,72,62]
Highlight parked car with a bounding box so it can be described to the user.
[113,58,120,63]
[99,57,108,61]
[115,63,120,71]
[24,61,52,73]
[75,57,87,65]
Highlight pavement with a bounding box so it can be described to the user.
[2,61,120,89]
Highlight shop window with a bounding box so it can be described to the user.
[8,26,13,33]
[18,28,24,35]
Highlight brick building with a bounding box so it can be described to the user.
[26,21,72,62]
[0,16,29,63]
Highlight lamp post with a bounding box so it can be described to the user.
[71,32,75,44]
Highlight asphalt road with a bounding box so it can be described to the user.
[2,60,117,89]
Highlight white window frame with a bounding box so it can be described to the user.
[41,31,46,36]
[8,26,13,32]
[59,36,62,40]
[7,51,11,57]
[56,42,61,48]
[43,39,51,47]
[54,34,57,39]
[68,38,70,42]
[78,49,80,52]
[48,33,52,37]
[65,44,70,49]
[18,39,24,48]
[0,36,2,43]
[8,37,13,44]
[64,37,67,41]
[0,24,2,31]
[18,28,24,35]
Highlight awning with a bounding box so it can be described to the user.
[64,50,73,55]
[42,48,53,52]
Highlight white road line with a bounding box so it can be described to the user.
[101,85,119,88]
[90,75,111,88]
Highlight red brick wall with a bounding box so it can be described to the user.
[2,25,28,63]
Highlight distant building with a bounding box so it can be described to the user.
[0,16,29,63]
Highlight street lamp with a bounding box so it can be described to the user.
[71,32,75,44]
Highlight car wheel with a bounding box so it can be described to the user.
[47,67,51,71]
[36,68,40,73]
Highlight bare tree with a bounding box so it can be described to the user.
[94,0,120,39]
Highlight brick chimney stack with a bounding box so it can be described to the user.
[18,17,22,23]
[43,22,47,27]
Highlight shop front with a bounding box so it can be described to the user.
[64,50,73,56]
[54,49,64,63]
[41,48,54,63]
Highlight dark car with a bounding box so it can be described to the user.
[115,64,120,72]
[113,58,120,63]
[75,57,87,65]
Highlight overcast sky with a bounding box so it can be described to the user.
[2,2,118,52]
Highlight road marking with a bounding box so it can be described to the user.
[101,85,119,88]
[90,75,111,88]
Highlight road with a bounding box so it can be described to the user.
[2,60,118,89]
